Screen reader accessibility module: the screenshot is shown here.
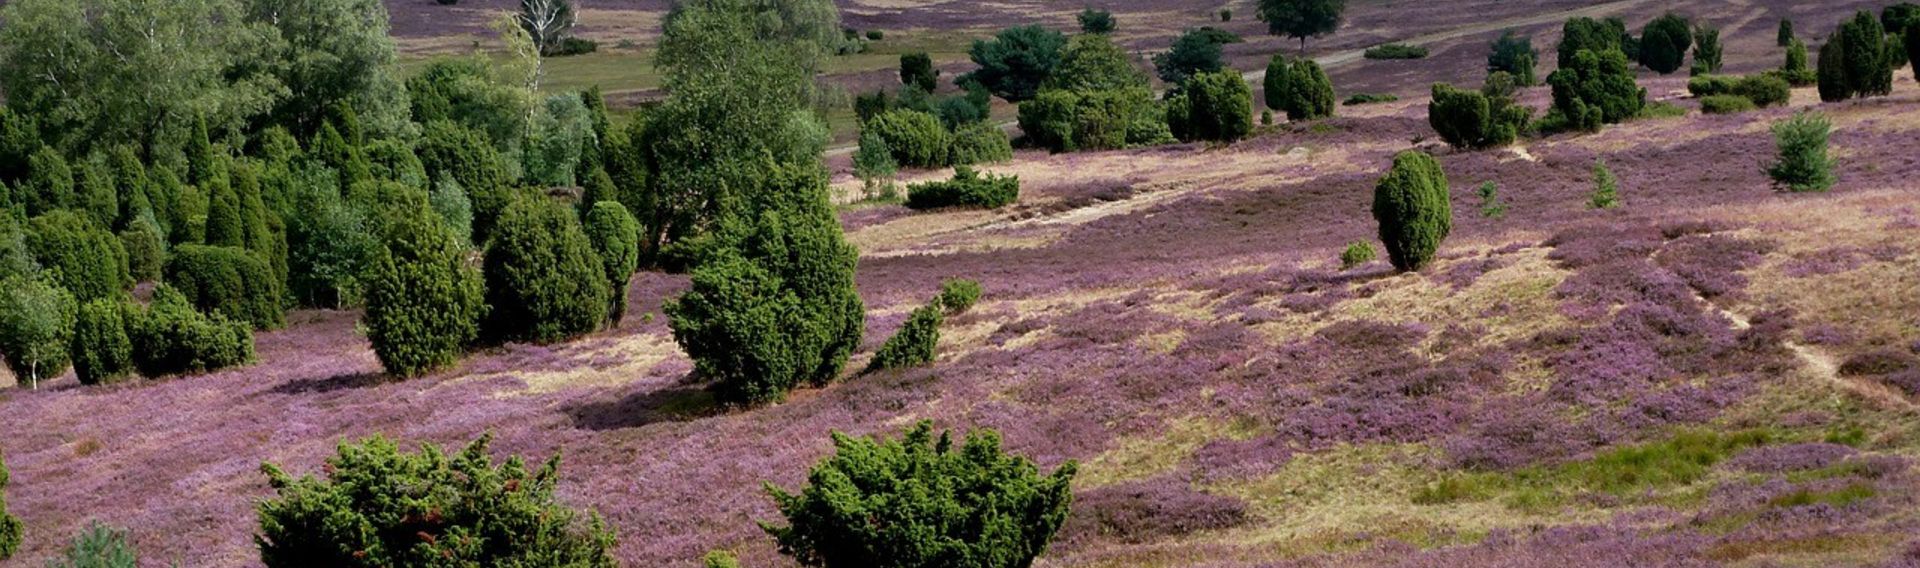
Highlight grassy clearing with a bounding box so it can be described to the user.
[1413,429,1775,511]
[1078,416,1258,488]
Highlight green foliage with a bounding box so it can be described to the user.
[1686,75,1736,97]
[1477,181,1506,219]
[1019,35,1166,153]
[1733,74,1791,107]
[1689,26,1722,76]
[248,0,411,139]
[0,453,18,560]
[1886,3,1920,33]
[363,209,485,378]
[584,201,640,323]
[866,110,952,169]
[24,148,74,217]
[0,275,75,388]
[1415,429,1770,510]
[126,285,253,377]
[74,154,118,229]
[1343,93,1399,105]
[406,58,531,153]
[1547,48,1645,132]
[867,304,942,372]
[0,215,37,283]
[667,164,863,406]
[283,166,373,308]
[1589,159,1619,209]
[965,25,1067,102]
[906,167,1020,210]
[482,196,609,344]
[853,130,899,189]
[1769,111,1836,193]
[1556,17,1624,68]
[417,121,512,244]
[1339,241,1375,269]
[947,123,1014,166]
[937,278,982,314]
[867,29,883,41]
[703,551,742,568]
[256,434,617,567]
[1264,56,1335,121]
[1488,31,1538,85]
[1699,94,1756,115]
[1427,83,1527,149]
[1637,13,1692,75]
[763,421,1077,568]
[900,52,939,92]
[28,210,130,302]
[1168,70,1254,143]
[1370,151,1451,272]
[1078,8,1115,34]
[526,94,596,188]
[1364,43,1428,60]
[1778,19,1794,47]
[1820,11,1895,102]
[1257,0,1347,49]
[430,175,475,246]
[165,245,284,330]
[1155,27,1242,86]
[70,298,133,386]
[1046,34,1150,94]
[46,522,137,568]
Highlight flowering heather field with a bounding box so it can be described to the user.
[9,10,1920,568]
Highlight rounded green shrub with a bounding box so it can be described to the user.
[764,421,1076,568]
[1637,13,1693,75]
[906,166,1020,210]
[119,214,167,282]
[27,210,130,302]
[70,298,133,386]
[1370,151,1452,272]
[482,196,610,344]
[1768,111,1836,193]
[937,278,982,314]
[866,110,951,169]
[1341,241,1376,269]
[24,147,74,217]
[1687,75,1736,97]
[256,434,617,567]
[867,304,942,372]
[900,52,939,92]
[164,245,284,330]
[947,123,1014,166]
[583,201,641,323]
[1427,83,1526,149]
[0,275,75,388]
[1547,48,1645,132]
[1698,94,1758,115]
[1264,56,1335,121]
[1168,70,1253,143]
[363,211,485,378]
[417,121,512,243]
[126,285,254,377]
[1733,74,1792,108]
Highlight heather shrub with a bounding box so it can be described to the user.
[0,453,17,560]
[1547,48,1645,132]
[482,196,610,344]
[1698,94,1757,115]
[667,164,864,406]
[165,245,283,330]
[1168,70,1253,143]
[867,304,942,372]
[118,214,166,282]
[1371,151,1451,272]
[363,210,485,378]
[126,285,254,377]
[1364,43,1427,60]
[1340,240,1376,269]
[906,166,1020,210]
[47,522,136,568]
[1768,111,1836,193]
[256,434,617,567]
[1427,83,1526,149]
[1589,160,1620,209]
[0,275,75,388]
[937,278,982,314]
[763,421,1076,568]
[584,201,641,323]
[866,109,951,169]
[947,122,1014,166]
[70,298,133,386]
[27,210,129,302]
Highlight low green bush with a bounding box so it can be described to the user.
[481,196,610,345]
[866,109,952,169]
[1343,93,1399,106]
[906,166,1020,210]
[46,522,136,568]
[1699,94,1757,114]
[1687,75,1737,97]
[1341,241,1376,269]
[1364,43,1429,60]
[1769,111,1836,193]
[937,278,982,314]
[256,434,617,567]
[363,210,485,378]
[947,123,1014,166]
[867,304,942,372]
[1733,74,1792,107]
[127,285,254,377]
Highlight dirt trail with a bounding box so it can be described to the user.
[827,0,1652,156]
[1709,301,1918,412]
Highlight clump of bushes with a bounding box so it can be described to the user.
[70,298,133,386]
[867,304,942,372]
[1689,74,1790,109]
[947,122,1014,166]
[127,285,254,377]
[1371,151,1451,272]
[1427,83,1528,149]
[1344,93,1399,106]
[1265,55,1335,121]
[899,52,939,92]
[363,209,486,378]
[164,245,284,330]
[1340,241,1376,269]
[1637,13,1693,75]
[937,278,982,314]
[1167,70,1253,143]
[0,275,75,388]
[1768,111,1836,193]
[256,434,617,567]
[1778,40,1816,86]
[764,421,1076,568]
[1547,48,1645,132]
[866,109,952,169]
[1365,43,1429,60]
[1016,34,1169,153]
[1488,31,1539,86]
[906,166,1020,210]
[27,210,129,302]
[482,196,610,345]
[1698,94,1757,115]
[1818,11,1894,102]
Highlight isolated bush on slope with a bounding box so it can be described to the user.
[1371,151,1451,272]
[1769,111,1836,193]
[482,196,610,345]
[127,285,253,377]
[1264,55,1335,121]
[1637,13,1693,75]
[363,208,485,378]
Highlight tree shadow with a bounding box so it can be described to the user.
[566,382,721,431]
[270,372,390,395]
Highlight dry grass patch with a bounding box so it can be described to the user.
[1078,416,1258,489]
